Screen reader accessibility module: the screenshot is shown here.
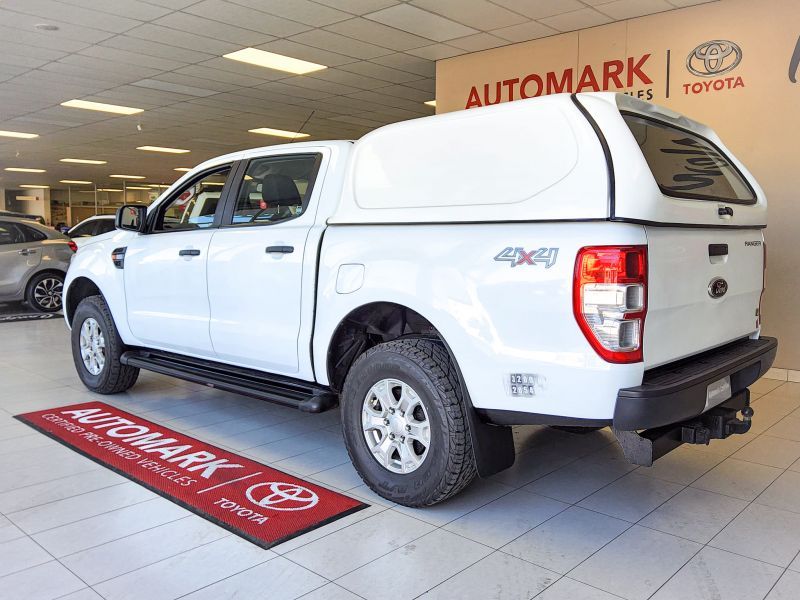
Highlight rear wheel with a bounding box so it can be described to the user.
[71,295,139,394]
[26,272,64,313]
[341,338,476,506]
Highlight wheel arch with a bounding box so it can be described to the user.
[64,276,103,327]
[324,301,515,477]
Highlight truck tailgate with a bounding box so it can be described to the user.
[644,227,763,368]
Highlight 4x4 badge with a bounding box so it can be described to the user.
[494,247,558,268]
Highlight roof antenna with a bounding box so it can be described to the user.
[291,110,314,143]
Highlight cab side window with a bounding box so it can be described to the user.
[229,154,320,226]
[69,221,95,238]
[153,166,232,232]
[20,225,46,242]
[0,222,25,245]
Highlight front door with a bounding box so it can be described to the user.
[207,153,323,374]
[124,165,233,357]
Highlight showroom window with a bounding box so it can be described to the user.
[153,166,232,232]
[623,113,756,204]
[228,154,321,226]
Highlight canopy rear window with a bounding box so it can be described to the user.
[623,113,756,205]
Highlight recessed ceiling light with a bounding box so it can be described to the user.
[60,180,92,185]
[5,167,46,173]
[60,158,107,165]
[248,127,310,139]
[173,167,192,172]
[424,100,436,107]
[110,174,146,179]
[137,146,190,154]
[62,99,143,115]
[125,186,152,190]
[223,48,327,75]
[19,184,49,188]
[0,130,39,139]
[97,188,122,192]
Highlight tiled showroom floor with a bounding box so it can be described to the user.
[1,318,800,600]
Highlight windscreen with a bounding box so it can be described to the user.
[623,113,756,204]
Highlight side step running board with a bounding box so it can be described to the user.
[120,349,338,413]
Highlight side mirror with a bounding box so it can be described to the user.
[116,205,147,233]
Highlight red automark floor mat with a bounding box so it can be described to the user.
[16,401,367,549]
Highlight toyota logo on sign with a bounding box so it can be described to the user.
[245,482,319,511]
[687,40,742,77]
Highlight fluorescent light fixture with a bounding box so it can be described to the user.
[224,48,326,74]
[202,182,225,186]
[125,186,151,190]
[5,167,45,173]
[60,158,107,165]
[137,146,190,154]
[173,167,192,172]
[61,99,143,115]
[97,188,122,192]
[110,174,145,179]
[424,100,436,107]
[248,127,309,139]
[60,180,92,184]
[0,130,38,139]
[19,184,48,188]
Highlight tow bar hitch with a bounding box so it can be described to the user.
[614,390,753,466]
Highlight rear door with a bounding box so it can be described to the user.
[207,151,324,375]
[0,221,39,297]
[577,93,766,367]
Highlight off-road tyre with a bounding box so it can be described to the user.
[341,338,477,506]
[71,295,139,394]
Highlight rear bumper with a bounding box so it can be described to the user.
[614,336,778,431]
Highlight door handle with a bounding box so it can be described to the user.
[718,206,734,217]
[266,246,294,254]
[178,249,201,257]
[18,248,37,256]
[708,244,728,257]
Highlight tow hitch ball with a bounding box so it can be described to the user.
[681,400,754,445]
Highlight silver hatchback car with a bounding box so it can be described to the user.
[0,217,76,312]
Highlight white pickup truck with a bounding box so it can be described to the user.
[64,92,777,506]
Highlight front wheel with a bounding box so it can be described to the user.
[71,295,139,394]
[341,338,476,507]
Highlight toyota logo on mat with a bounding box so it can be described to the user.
[246,482,319,511]
[687,40,742,77]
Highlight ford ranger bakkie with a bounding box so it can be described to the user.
[64,92,777,506]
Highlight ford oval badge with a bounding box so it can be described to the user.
[708,277,728,299]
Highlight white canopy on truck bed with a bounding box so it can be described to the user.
[329,93,609,224]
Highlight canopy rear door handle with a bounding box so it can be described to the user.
[178,249,201,257]
[266,246,294,254]
[709,244,729,257]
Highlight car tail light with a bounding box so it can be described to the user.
[68,240,78,253]
[573,245,647,363]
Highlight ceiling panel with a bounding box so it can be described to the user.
[364,4,479,41]
[0,0,716,189]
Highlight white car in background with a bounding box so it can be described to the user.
[67,215,116,247]
[63,92,776,506]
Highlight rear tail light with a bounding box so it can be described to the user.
[573,245,647,363]
[68,240,78,253]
